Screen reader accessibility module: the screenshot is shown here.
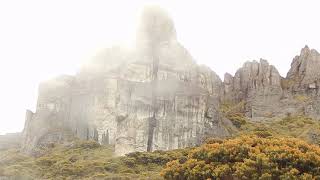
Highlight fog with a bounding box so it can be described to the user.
[0,0,320,134]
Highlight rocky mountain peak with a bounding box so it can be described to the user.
[224,59,282,101]
[223,73,233,83]
[286,45,320,93]
[20,7,230,155]
[223,59,283,118]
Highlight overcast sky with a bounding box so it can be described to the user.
[0,0,319,134]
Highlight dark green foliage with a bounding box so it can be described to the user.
[125,149,190,166]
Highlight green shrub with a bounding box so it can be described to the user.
[281,79,295,89]
[220,101,247,128]
[228,113,247,128]
[205,138,223,144]
[294,94,310,102]
[73,140,101,149]
[125,149,190,166]
[104,162,120,173]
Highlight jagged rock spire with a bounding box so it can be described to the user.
[287,45,320,92]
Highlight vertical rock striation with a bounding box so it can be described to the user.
[286,45,320,94]
[223,59,282,118]
[21,7,232,155]
[20,6,320,155]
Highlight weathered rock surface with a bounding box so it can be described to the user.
[287,46,320,94]
[18,6,320,155]
[21,76,94,154]
[223,59,283,118]
[21,7,232,155]
[222,46,320,120]
[284,46,320,119]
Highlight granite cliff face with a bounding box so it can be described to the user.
[223,46,320,120]
[223,59,283,118]
[19,7,320,156]
[285,46,320,119]
[21,8,232,155]
[287,46,320,94]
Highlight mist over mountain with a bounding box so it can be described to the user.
[1,5,320,180]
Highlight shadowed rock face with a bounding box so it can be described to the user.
[21,7,231,155]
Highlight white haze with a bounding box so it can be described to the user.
[0,0,319,134]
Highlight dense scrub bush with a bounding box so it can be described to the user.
[124,148,190,166]
[161,135,320,180]
[0,141,188,179]
[294,94,310,102]
[280,79,295,90]
[227,113,247,128]
[72,140,101,149]
[220,101,247,128]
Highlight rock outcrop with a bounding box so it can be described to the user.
[223,59,283,118]
[22,76,95,154]
[284,46,320,119]
[222,46,320,120]
[21,7,232,155]
[18,6,320,156]
[286,45,320,94]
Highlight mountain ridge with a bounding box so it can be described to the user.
[1,7,320,158]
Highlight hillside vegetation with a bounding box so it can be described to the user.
[2,134,320,180]
[221,101,320,145]
[0,140,190,179]
[239,115,320,145]
[2,114,320,179]
[162,135,320,179]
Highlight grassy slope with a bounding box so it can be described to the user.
[1,107,320,179]
[0,140,191,179]
[239,115,320,145]
[220,101,320,145]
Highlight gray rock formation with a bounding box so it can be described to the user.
[19,6,320,156]
[21,7,232,155]
[287,45,320,94]
[223,59,283,118]
[284,46,320,119]
[22,76,93,154]
[222,46,320,121]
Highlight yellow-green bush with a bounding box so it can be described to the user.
[124,148,190,166]
[0,141,190,179]
[294,94,310,102]
[220,101,247,128]
[281,79,295,89]
[161,135,320,180]
[227,112,247,128]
